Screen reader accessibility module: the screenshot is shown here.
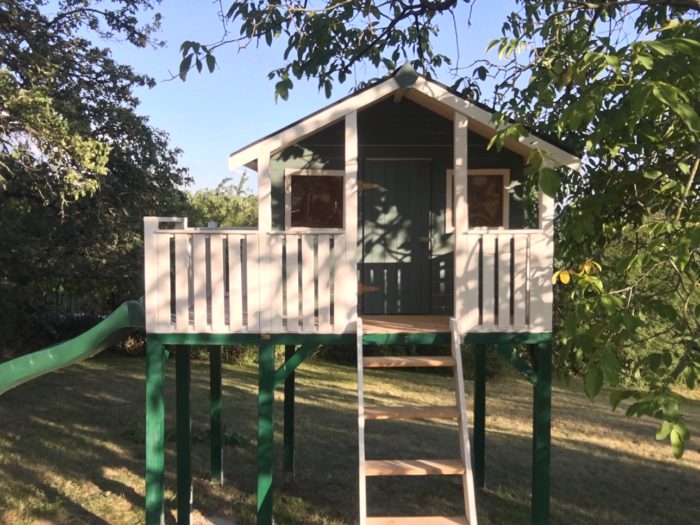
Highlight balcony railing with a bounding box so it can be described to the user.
[144,218,552,335]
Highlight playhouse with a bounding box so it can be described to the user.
[140,64,579,525]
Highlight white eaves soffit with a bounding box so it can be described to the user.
[228,74,581,172]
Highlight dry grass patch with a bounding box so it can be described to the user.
[0,354,698,524]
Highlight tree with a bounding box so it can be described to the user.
[182,0,699,456]
[186,176,258,227]
[0,0,190,356]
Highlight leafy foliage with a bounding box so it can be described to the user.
[178,0,476,100]
[486,1,700,458]
[186,176,257,228]
[0,1,189,357]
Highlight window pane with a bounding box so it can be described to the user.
[290,175,344,228]
[468,175,504,227]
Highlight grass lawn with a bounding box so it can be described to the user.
[1,352,699,524]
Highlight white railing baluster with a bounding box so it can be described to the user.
[192,234,207,331]
[285,235,300,332]
[513,234,528,328]
[463,234,481,333]
[175,234,190,332]
[228,235,244,332]
[317,234,332,332]
[497,234,512,330]
[270,235,285,332]
[301,235,316,332]
[482,233,496,328]
[210,234,225,332]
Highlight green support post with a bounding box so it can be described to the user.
[531,342,552,525]
[145,335,166,525]
[283,345,296,482]
[257,341,276,525]
[473,344,487,488]
[176,347,192,525]
[210,346,224,485]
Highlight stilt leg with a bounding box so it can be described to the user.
[532,341,552,525]
[210,346,223,484]
[145,335,166,525]
[283,345,296,482]
[176,347,192,525]
[257,341,275,525]
[473,344,486,488]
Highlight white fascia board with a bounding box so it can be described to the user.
[228,77,402,171]
[410,77,581,171]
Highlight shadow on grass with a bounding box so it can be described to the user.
[0,354,699,525]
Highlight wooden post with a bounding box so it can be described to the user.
[473,344,486,488]
[145,334,166,525]
[210,346,224,485]
[176,347,192,525]
[343,111,359,332]
[257,340,276,525]
[283,345,296,482]
[453,112,470,333]
[531,341,552,525]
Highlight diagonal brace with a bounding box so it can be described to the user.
[273,344,317,389]
[496,344,538,385]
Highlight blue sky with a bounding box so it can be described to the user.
[107,1,516,191]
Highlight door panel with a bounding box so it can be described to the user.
[361,160,431,314]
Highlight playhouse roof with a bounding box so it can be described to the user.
[228,64,581,171]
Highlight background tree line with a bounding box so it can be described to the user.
[0,1,255,358]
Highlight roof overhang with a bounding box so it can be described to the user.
[228,67,581,172]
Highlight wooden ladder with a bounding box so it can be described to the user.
[356,318,478,525]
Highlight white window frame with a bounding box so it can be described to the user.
[446,168,510,232]
[284,168,346,232]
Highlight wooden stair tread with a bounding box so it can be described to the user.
[367,517,468,525]
[364,405,459,420]
[363,356,455,368]
[364,459,465,476]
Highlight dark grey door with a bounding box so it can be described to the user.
[361,159,431,314]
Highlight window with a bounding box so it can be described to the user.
[446,169,510,231]
[285,169,344,229]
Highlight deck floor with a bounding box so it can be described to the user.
[361,315,450,334]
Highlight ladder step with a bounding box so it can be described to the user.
[364,406,459,420]
[367,518,468,525]
[364,459,465,476]
[363,356,455,368]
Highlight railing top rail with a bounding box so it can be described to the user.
[153,227,258,234]
[267,229,346,236]
[464,229,546,235]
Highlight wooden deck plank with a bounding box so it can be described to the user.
[362,315,450,334]
[364,459,465,476]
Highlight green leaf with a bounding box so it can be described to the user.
[656,420,673,440]
[539,168,560,197]
[584,366,604,399]
[206,54,216,73]
[670,428,685,458]
[609,389,635,410]
[179,54,193,81]
[600,351,620,384]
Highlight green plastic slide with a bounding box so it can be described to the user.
[0,300,145,395]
